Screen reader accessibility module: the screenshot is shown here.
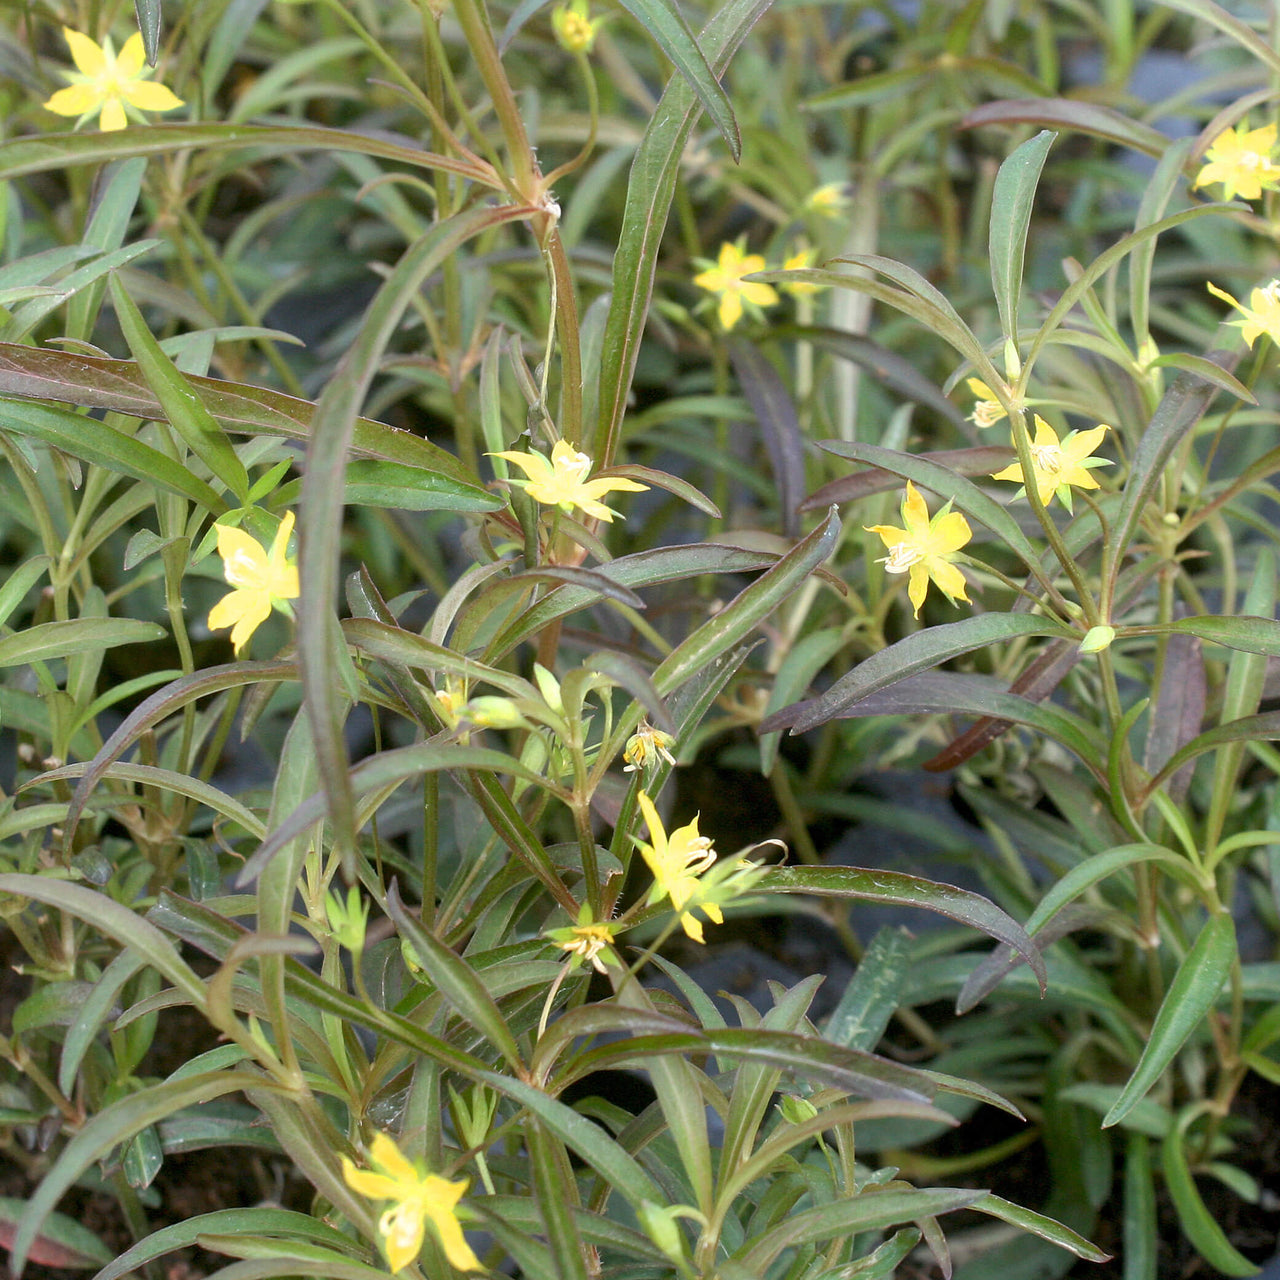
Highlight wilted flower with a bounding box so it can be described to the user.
[965,377,1020,429]
[623,722,676,772]
[491,439,647,522]
[207,511,299,655]
[546,907,618,973]
[43,28,183,132]
[865,481,971,618]
[552,0,603,53]
[1207,279,1280,349]
[693,239,779,331]
[1193,121,1280,200]
[990,416,1110,512]
[341,1132,479,1273]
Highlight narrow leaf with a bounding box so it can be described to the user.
[989,131,1055,343]
[1104,914,1236,1128]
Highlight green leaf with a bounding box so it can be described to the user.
[66,158,146,343]
[972,1194,1110,1262]
[595,0,773,461]
[297,204,530,878]
[0,397,226,512]
[1144,710,1280,799]
[0,618,165,669]
[652,510,840,696]
[0,557,50,629]
[757,865,1046,994]
[989,130,1055,345]
[0,344,495,504]
[275,458,502,513]
[1104,914,1237,1128]
[109,276,251,504]
[386,882,524,1072]
[615,0,740,160]
[1123,1133,1158,1280]
[736,1187,986,1272]
[59,950,146,1095]
[961,98,1171,158]
[1161,614,1280,658]
[1157,0,1280,74]
[1162,1106,1260,1276]
[7,1071,266,1274]
[785,614,1073,731]
[0,1197,110,1269]
[133,0,162,63]
[824,926,910,1052]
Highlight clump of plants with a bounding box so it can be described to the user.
[1,0,1279,1277]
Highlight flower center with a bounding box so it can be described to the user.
[561,12,593,47]
[971,399,1005,428]
[1032,443,1063,475]
[881,543,924,574]
[555,448,592,482]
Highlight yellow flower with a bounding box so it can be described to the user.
[1193,122,1280,200]
[552,0,603,53]
[990,416,1110,512]
[547,914,618,973]
[490,439,647,522]
[341,1132,479,1273]
[692,239,779,331]
[43,28,183,132]
[965,377,1021,429]
[623,722,676,773]
[207,511,299,655]
[804,182,851,217]
[865,480,971,618]
[1207,279,1280,349]
[779,244,824,297]
[635,791,721,943]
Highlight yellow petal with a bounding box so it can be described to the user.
[98,96,128,131]
[926,510,971,556]
[900,480,930,534]
[122,80,184,111]
[43,84,100,116]
[929,559,970,605]
[63,28,107,76]
[380,1201,426,1272]
[341,1156,401,1202]
[423,1179,480,1271]
[906,563,929,617]
[678,911,706,943]
[117,32,147,78]
[215,523,270,589]
[369,1131,419,1185]
[718,291,744,330]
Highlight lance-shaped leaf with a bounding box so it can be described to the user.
[774,614,1072,733]
[386,881,523,1072]
[803,446,1012,511]
[1104,913,1236,1128]
[0,1198,111,1270]
[0,618,164,668]
[756,865,1045,994]
[961,98,1170,157]
[989,131,1055,345]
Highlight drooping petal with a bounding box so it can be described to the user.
[718,290,744,330]
[423,1177,481,1271]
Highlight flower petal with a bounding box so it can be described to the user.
[116,32,147,78]
[341,1156,401,1202]
[63,28,107,76]
[122,79,184,111]
[98,97,128,131]
[43,84,100,116]
[369,1131,420,1185]
[423,1178,480,1271]
[926,510,972,556]
[906,562,929,617]
[928,559,970,605]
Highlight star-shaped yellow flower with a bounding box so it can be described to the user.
[1207,279,1280,349]
[1193,122,1280,201]
[693,239,779,331]
[865,480,971,618]
[635,791,721,943]
[490,439,647,522]
[990,416,1109,512]
[546,906,619,973]
[207,511,299,655]
[342,1132,479,1273]
[43,28,183,132]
